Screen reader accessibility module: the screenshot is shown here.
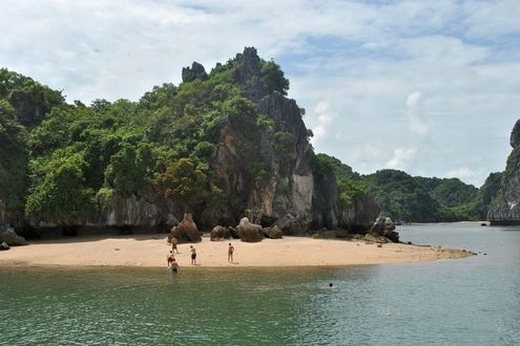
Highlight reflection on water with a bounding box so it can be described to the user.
[1,224,519,345]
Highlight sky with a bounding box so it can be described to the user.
[1,0,519,188]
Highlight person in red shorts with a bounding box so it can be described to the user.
[166,250,174,267]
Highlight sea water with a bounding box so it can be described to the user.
[0,224,519,346]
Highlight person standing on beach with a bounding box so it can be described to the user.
[228,243,234,263]
[190,245,197,265]
[171,237,180,254]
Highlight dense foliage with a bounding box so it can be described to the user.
[312,154,365,208]
[314,154,483,222]
[0,98,28,214]
[0,51,495,228]
[363,170,480,222]
[0,51,292,226]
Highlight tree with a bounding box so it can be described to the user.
[1,69,65,127]
[260,60,289,95]
[154,158,208,214]
[25,151,94,222]
[0,99,29,214]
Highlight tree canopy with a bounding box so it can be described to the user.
[0,50,491,228]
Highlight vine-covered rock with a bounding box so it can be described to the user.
[488,119,520,224]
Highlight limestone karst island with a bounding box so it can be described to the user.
[0,47,518,265]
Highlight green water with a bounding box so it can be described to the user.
[1,224,520,345]
[1,267,342,345]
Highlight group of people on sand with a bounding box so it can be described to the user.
[166,237,235,272]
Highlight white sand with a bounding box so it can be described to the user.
[0,234,473,269]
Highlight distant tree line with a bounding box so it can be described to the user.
[314,153,489,222]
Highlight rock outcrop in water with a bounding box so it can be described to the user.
[487,119,520,225]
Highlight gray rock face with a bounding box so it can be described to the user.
[206,59,317,233]
[340,194,381,231]
[233,47,269,101]
[100,194,177,227]
[182,62,208,83]
[488,119,520,224]
[510,119,520,148]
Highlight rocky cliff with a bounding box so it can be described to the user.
[87,48,376,234]
[487,119,520,224]
[4,48,378,237]
[187,47,372,233]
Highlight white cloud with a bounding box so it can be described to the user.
[1,0,519,187]
[464,0,520,38]
[406,91,428,135]
[350,142,384,163]
[386,148,417,171]
[445,167,477,181]
[311,102,334,142]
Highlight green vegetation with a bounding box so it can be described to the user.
[314,154,483,222]
[362,170,476,222]
[1,50,289,225]
[260,60,290,95]
[0,50,498,228]
[154,157,209,213]
[312,154,365,208]
[0,98,29,214]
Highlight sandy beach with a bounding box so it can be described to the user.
[0,234,474,269]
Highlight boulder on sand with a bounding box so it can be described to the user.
[168,213,201,243]
[236,217,264,242]
[368,217,399,243]
[0,225,28,246]
[262,225,283,239]
[210,225,231,241]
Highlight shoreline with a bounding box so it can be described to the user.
[0,234,474,269]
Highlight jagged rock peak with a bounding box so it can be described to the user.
[510,119,520,148]
[182,61,208,83]
[234,47,261,85]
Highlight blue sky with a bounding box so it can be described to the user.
[1,0,519,187]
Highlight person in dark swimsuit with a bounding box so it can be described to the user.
[228,243,234,263]
[170,258,180,273]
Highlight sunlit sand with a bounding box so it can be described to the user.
[0,234,473,268]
